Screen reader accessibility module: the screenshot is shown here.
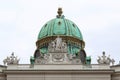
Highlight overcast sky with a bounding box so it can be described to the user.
[0,0,120,65]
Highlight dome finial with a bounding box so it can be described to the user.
[57,8,63,17]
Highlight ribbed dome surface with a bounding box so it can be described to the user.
[38,17,83,40]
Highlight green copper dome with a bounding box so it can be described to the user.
[34,8,86,64]
[36,8,85,60]
[38,17,83,40]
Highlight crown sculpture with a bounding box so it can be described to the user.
[3,52,20,65]
[97,51,115,65]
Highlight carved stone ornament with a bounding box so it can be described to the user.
[3,52,20,65]
[34,36,82,64]
[97,51,115,65]
[52,53,64,62]
[48,36,67,53]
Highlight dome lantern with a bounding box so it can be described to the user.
[57,8,63,17]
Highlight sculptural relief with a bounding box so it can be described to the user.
[97,51,115,65]
[54,36,62,51]
[48,36,67,53]
[3,52,20,65]
[34,36,82,64]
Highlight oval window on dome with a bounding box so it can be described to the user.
[58,21,61,25]
[44,24,47,27]
[72,24,75,27]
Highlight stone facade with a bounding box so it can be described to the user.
[0,64,120,80]
[0,35,119,80]
[111,65,120,80]
[0,65,6,80]
[0,8,119,80]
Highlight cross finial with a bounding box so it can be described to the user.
[57,8,63,17]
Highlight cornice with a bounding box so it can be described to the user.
[4,69,114,74]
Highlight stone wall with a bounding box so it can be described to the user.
[3,69,113,80]
[0,65,6,80]
[6,71,112,80]
[3,64,116,80]
[111,65,120,80]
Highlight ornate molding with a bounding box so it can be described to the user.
[34,36,82,64]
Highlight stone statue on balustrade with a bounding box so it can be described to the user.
[3,52,20,65]
[97,51,115,65]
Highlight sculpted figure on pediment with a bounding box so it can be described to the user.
[48,36,68,53]
[54,36,62,51]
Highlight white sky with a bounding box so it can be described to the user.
[0,0,120,65]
